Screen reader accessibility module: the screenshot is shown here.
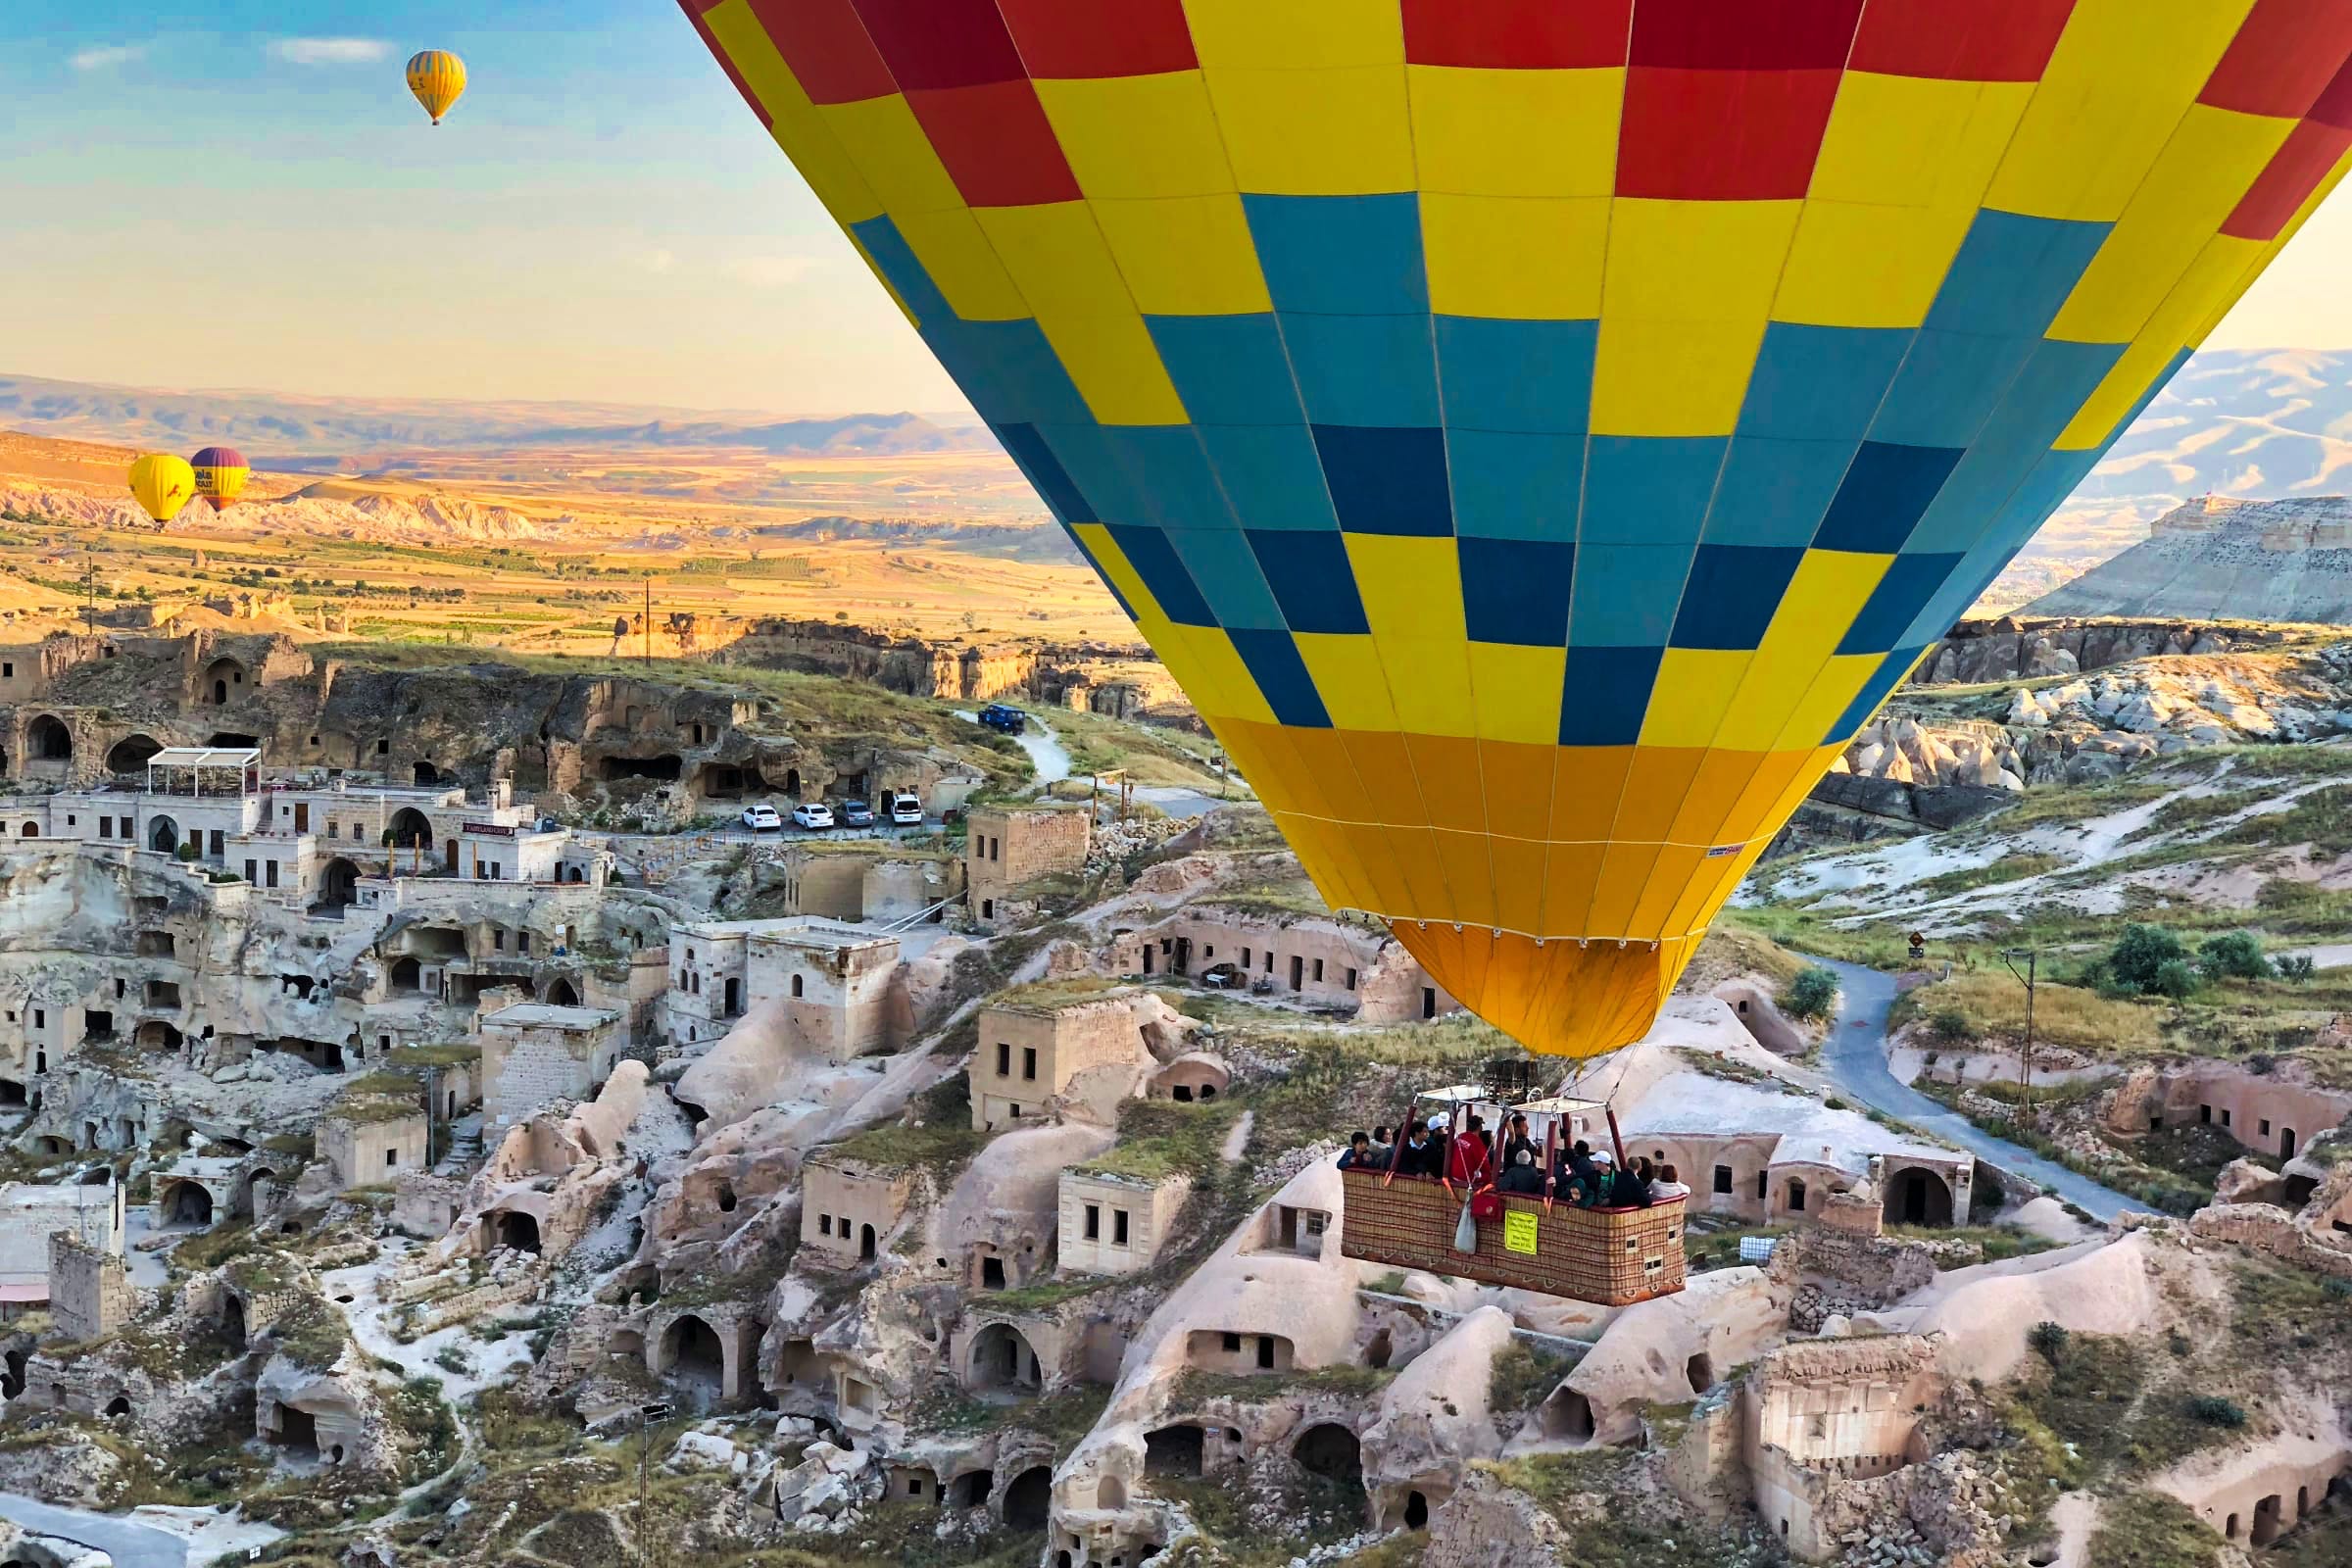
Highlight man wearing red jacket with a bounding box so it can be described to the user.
[1446,1113,1492,1186]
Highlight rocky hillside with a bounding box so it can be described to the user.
[2028,495,2352,623]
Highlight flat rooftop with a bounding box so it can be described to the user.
[151,746,261,769]
[682,915,900,952]
[481,1002,619,1031]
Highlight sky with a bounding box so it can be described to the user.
[0,0,967,416]
[5,4,2352,418]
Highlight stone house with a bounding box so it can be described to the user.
[1110,906,1459,1025]
[664,915,902,1055]
[970,988,1153,1131]
[800,1152,914,1264]
[0,1179,124,1314]
[318,1075,432,1189]
[1742,1336,1941,1561]
[477,1001,623,1124]
[1057,1168,1189,1276]
[965,805,1090,925]
[2115,1059,2352,1163]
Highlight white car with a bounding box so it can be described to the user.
[792,802,835,830]
[890,792,923,825]
[741,804,783,832]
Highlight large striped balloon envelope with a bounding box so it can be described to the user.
[678,0,2352,1057]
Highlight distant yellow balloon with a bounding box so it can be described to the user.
[127,454,196,529]
[406,49,466,125]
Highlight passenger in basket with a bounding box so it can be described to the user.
[1616,1156,1657,1208]
[1496,1148,1545,1195]
[1500,1111,1538,1172]
[1369,1125,1395,1165]
[1649,1162,1691,1200]
[1585,1150,1615,1206]
[1336,1131,1373,1170]
[1446,1113,1492,1185]
[1399,1121,1436,1177]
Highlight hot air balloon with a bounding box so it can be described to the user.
[190,447,249,513]
[127,454,196,530]
[406,49,466,124]
[680,0,2352,1053]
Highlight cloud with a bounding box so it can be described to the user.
[724,257,820,289]
[71,44,143,71]
[270,37,391,66]
[640,250,677,275]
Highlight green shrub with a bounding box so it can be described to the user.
[2106,923,2189,996]
[2198,929,2273,981]
[173,842,198,861]
[1782,965,1839,1020]
[1930,1008,1972,1044]
[2151,959,2202,1003]
[2184,1395,2246,1428]
[2278,954,2318,983]
[2028,1321,2069,1362]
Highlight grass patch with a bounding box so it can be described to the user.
[987,975,1128,1009]
[827,1068,989,1178]
[1173,1364,1396,1406]
[1889,971,2165,1055]
[1913,852,2067,897]
[1885,1224,2061,1267]
[2085,1490,2222,1568]
[1076,1098,1238,1183]
[1488,1340,1575,1413]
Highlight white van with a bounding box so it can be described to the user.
[889,791,923,825]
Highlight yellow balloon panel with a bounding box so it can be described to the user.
[680,0,2352,1054]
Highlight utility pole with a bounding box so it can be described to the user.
[2001,947,2037,1115]
[78,550,99,633]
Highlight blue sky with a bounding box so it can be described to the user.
[0,1,966,414]
[5,3,2352,417]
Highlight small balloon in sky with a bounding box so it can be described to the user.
[127,454,195,530]
[406,49,466,125]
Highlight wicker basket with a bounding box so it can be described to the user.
[1340,1169,1686,1305]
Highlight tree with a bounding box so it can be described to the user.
[2151,958,2201,1004]
[2105,923,2188,996]
[1782,965,1839,1020]
[2198,929,2273,982]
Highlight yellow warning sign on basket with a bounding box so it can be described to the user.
[1503,1210,1539,1255]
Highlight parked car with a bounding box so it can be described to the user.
[977,702,1027,734]
[889,791,923,825]
[741,804,783,832]
[841,800,874,827]
[791,802,835,830]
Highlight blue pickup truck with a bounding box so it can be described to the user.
[977,703,1028,735]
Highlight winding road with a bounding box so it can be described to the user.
[0,1492,187,1567]
[1806,956,2140,1221]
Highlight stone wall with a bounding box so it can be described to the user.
[1056,1170,1188,1276]
[47,1232,132,1341]
[321,1110,430,1189]
[966,806,1090,912]
[801,1155,912,1262]
[971,995,1149,1129]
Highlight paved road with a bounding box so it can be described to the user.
[0,1492,188,1567]
[1806,956,2140,1221]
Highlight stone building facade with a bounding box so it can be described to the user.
[966,805,1090,924]
[970,992,1151,1130]
[47,1231,133,1341]
[478,1002,623,1124]
[665,916,902,1056]
[1111,908,1459,1025]
[1056,1169,1189,1276]
[800,1152,913,1263]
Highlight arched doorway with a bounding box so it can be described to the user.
[387,808,432,851]
[1144,1425,1204,1477]
[1294,1424,1361,1484]
[319,858,359,909]
[1539,1386,1593,1442]
[163,1179,214,1227]
[204,658,246,706]
[390,956,420,993]
[967,1323,1042,1394]
[106,733,162,775]
[1003,1466,1052,1530]
[104,1393,131,1417]
[662,1314,725,1389]
[414,761,441,786]
[544,976,580,1007]
[26,714,71,762]
[1886,1168,1954,1227]
[860,1222,877,1261]
[148,816,181,854]
[494,1210,542,1254]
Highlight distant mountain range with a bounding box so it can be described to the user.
[2027,494,2352,624]
[0,373,993,459]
